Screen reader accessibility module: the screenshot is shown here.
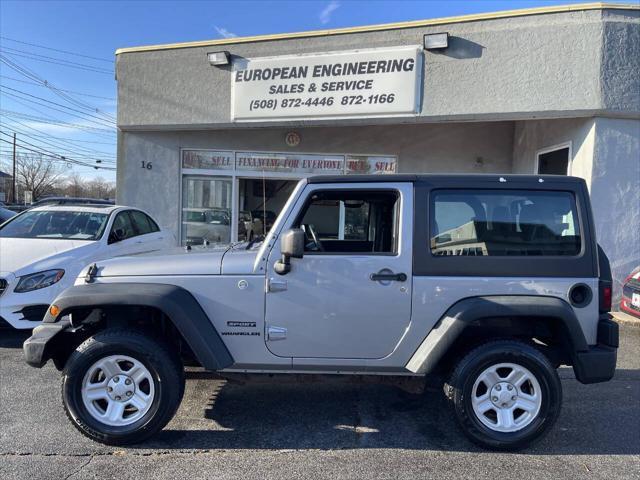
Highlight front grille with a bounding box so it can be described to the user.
[0,278,7,297]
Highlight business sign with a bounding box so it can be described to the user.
[182,150,397,175]
[231,46,422,121]
[182,150,233,170]
[346,155,397,175]
[235,152,344,174]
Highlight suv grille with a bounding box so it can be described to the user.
[0,278,6,297]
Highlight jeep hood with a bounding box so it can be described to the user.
[85,244,261,278]
[90,245,230,277]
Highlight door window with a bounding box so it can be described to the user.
[109,211,136,243]
[296,190,399,254]
[129,210,159,235]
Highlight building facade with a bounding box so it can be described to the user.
[115,3,640,294]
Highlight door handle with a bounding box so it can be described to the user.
[370,271,407,282]
[267,278,288,292]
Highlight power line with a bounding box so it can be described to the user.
[1,85,116,126]
[0,46,113,73]
[0,74,115,101]
[0,126,115,145]
[1,110,116,135]
[0,35,113,63]
[0,55,116,121]
[0,134,116,170]
[0,50,113,75]
[0,120,116,157]
[0,126,116,160]
[1,93,116,134]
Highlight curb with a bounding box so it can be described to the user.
[612,311,640,327]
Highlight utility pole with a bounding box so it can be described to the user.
[12,133,17,204]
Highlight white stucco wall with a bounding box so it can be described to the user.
[590,117,640,299]
[512,118,596,175]
[513,117,640,301]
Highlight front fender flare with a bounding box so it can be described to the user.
[40,282,233,371]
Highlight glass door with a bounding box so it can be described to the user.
[181,176,233,245]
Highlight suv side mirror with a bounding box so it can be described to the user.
[274,228,304,275]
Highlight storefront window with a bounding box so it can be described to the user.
[238,178,297,241]
[181,176,232,245]
[180,149,398,244]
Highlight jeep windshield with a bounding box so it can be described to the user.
[0,210,109,240]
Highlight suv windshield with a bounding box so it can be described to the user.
[0,210,109,240]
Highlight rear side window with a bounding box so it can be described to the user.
[431,190,581,256]
[129,210,159,235]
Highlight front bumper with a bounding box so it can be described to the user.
[572,316,618,384]
[0,278,66,329]
[23,319,71,368]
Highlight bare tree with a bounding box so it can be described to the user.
[15,153,65,201]
[85,176,113,199]
[65,172,87,198]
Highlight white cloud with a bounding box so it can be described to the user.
[214,26,237,39]
[319,1,340,24]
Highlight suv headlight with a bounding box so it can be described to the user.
[15,269,65,293]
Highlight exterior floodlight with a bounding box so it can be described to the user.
[207,51,231,66]
[424,33,449,50]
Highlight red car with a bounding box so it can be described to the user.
[620,267,640,318]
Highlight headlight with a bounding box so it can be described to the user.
[15,269,65,293]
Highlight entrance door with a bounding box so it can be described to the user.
[264,183,413,360]
[181,176,232,245]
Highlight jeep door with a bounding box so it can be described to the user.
[264,182,413,360]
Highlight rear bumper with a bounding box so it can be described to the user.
[572,316,618,384]
[620,298,640,319]
[23,320,71,368]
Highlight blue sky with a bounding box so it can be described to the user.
[0,0,597,182]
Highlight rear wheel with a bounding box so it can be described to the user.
[446,340,562,451]
[61,329,185,445]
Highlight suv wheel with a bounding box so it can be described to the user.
[447,340,562,451]
[61,329,185,445]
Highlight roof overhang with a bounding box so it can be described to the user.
[115,2,639,56]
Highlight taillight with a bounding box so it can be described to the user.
[600,281,612,312]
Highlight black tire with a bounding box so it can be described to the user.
[446,340,562,451]
[61,329,185,445]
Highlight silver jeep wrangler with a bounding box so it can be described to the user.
[24,174,618,450]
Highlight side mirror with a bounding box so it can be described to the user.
[274,228,304,275]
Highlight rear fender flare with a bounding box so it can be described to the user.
[406,295,587,374]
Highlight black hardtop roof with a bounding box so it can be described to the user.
[307,173,587,187]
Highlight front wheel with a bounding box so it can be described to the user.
[446,340,562,451]
[61,329,185,445]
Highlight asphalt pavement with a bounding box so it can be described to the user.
[1,325,639,480]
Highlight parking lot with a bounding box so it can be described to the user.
[1,324,638,480]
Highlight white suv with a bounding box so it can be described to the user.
[0,205,172,329]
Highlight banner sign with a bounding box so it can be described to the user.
[346,155,397,175]
[231,46,422,121]
[182,150,397,175]
[183,150,233,170]
[235,152,344,174]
